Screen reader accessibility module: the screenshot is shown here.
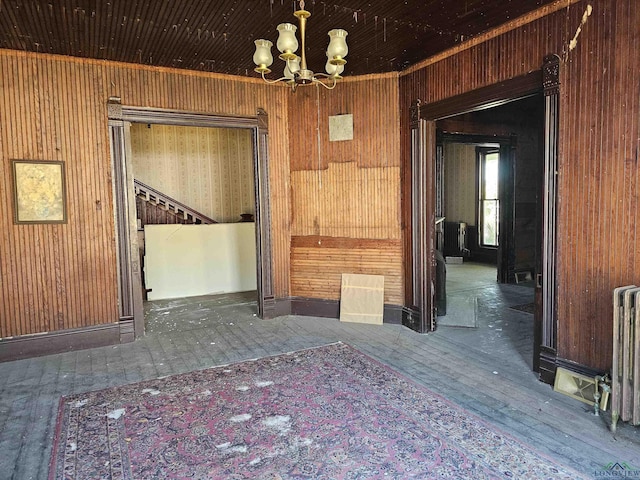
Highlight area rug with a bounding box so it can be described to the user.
[49,343,585,479]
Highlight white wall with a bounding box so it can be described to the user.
[144,223,257,300]
[444,143,476,225]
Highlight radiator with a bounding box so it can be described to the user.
[612,285,640,431]
[443,222,467,257]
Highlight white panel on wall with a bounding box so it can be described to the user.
[130,124,255,223]
[444,143,476,225]
[144,223,257,300]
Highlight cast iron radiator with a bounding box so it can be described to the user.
[443,221,467,257]
[612,286,640,431]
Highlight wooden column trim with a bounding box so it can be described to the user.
[255,108,276,318]
[538,53,561,384]
[108,97,143,338]
[404,100,436,333]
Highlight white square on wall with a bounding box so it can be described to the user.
[329,114,353,141]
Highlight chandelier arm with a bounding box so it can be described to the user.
[260,70,289,84]
[311,76,338,90]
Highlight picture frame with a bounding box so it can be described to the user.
[12,160,67,224]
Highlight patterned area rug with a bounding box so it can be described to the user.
[50,343,585,479]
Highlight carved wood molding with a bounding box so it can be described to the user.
[107,100,123,120]
[540,53,561,364]
[543,54,560,95]
[410,100,421,129]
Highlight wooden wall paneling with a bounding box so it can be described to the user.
[289,76,400,171]
[400,0,640,370]
[49,58,68,332]
[0,50,292,342]
[290,162,401,239]
[290,237,403,304]
[287,75,403,308]
[556,0,640,367]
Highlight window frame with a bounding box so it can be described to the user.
[477,147,500,249]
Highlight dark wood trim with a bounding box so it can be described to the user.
[273,298,293,317]
[537,53,561,381]
[420,70,543,120]
[536,352,607,387]
[284,297,405,324]
[291,236,401,249]
[108,103,276,332]
[404,101,436,334]
[383,304,405,325]
[402,306,421,330]
[497,138,517,283]
[291,297,340,318]
[120,106,257,129]
[0,323,131,363]
[438,119,522,137]
[538,346,558,385]
[255,108,275,319]
[555,357,606,379]
[108,106,144,336]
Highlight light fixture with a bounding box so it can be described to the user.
[253,0,348,92]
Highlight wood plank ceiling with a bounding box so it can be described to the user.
[1,0,557,77]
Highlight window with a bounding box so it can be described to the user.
[478,149,499,247]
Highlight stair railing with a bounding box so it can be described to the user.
[134,179,218,225]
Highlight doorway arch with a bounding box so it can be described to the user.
[108,102,275,340]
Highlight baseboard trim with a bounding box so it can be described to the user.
[273,297,404,325]
[401,306,422,332]
[0,322,134,363]
[538,346,557,385]
[555,357,605,379]
[536,348,607,386]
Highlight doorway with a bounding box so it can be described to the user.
[435,95,542,330]
[108,104,275,340]
[129,123,257,303]
[405,55,561,380]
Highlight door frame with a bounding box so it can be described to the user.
[406,56,560,380]
[107,102,275,339]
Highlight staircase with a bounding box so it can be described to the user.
[134,179,217,227]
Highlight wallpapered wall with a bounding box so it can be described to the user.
[130,123,255,223]
[443,143,476,226]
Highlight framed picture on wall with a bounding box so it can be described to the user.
[12,160,67,224]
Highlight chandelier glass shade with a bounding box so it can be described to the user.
[253,0,348,91]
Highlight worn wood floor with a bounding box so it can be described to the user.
[0,263,638,479]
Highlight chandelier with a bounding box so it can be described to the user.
[252,0,348,91]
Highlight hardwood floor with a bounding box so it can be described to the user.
[0,267,638,479]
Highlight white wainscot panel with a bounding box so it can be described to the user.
[144,223,256,300]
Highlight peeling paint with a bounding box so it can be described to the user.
[568,4,593,52]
